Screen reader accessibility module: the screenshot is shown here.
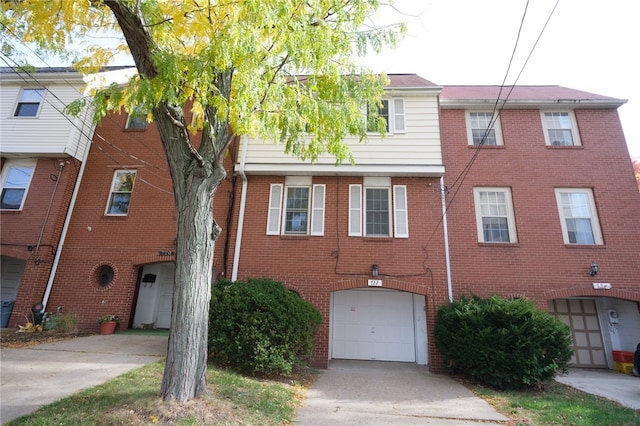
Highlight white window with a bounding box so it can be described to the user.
[466,111,503,146]
[125,106,147,129]
[14,88,45,117]
[266,177,325,236]
[555,188,602,245]
[473,188,517,243]
[541,111,580,146]
[0,159,36,210]
[349,178,408,238]
[366,98,405,134]
[105,170,137,215]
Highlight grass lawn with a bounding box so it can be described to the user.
[469,379,640,426]
[6,361,308,425]
[6,361,640,425]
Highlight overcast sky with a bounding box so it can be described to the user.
[6,0,637,159]
[362,0,639,159]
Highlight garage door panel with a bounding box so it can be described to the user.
[332,289,415,362]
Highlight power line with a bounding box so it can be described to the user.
[0,54,173,195]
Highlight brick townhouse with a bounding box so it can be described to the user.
[0,67,95,327]
[2,68,638,372]
[439,86,640,368]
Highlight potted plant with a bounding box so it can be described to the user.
[97,314,120,335]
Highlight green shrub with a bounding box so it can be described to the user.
[208,278,322,376]
[434,295,573,390]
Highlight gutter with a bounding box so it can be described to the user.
[231,136,249,281]
[440,176,453,303]
[41,128,92,309]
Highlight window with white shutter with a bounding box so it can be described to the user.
[393,185,408,238]
[266,184,283,235]
[349,184,362,236]
[310,184,325,236]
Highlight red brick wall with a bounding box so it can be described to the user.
[41,111,235,331]
[440,107,640,308]
[227,174,450,368]
[2,157,80,326]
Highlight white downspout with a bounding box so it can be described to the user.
[440,176,453,303]
[41,133,91,309]
[231,136,249,281]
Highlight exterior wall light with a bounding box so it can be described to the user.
[590,262,599,276]
[372,264,379,277]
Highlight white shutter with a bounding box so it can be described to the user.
[393,99,405,133]
[393,185,408,238]
[266,184,283,235]
[310,184,325,236]
[349,184,362,236]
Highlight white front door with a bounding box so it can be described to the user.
[332,289,416,362]
[155,264,174,328]
[133,263,174,329]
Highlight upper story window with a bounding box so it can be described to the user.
[266,176,325,236]
[125,106,148,130]
[473,187,517,243]
[554,188,602,245]
[366,98,405,134]
[466,111,503,146]
[0,159,36,210]
[13,88,45,117]
[541,111,581,146]
[349,177,408,238]
[105,170,137,215]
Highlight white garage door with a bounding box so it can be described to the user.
[332,289,416,362]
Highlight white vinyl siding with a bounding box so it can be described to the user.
[266,184,283,235]
[238,94,443,175]
[555,188,602,245]
[1,78,95,160]
[473,188,517,243]
[542,111,581,146]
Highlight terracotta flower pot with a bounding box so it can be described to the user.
[99,321,117,335]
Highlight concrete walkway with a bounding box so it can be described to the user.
[556,367,640,410]
[295,360,510,425]
[0,334,168,424]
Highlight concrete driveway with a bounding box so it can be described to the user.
[0,334,167,424]
[295,360,510,425]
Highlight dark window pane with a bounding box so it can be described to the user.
[1,188,25,209]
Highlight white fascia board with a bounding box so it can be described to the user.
[240,163,445,177]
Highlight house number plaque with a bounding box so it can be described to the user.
[368,279,383,287]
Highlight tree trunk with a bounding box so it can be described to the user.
[153,102,228,401]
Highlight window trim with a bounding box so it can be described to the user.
[266,179,325,236]
[465,111,503,146]
[281,185,311,235]
[13,88,46,118]
[0,159,37,211]
[541,111,581,147]
[473,187,518,243]
[349,179,407,238]
[366,98,406,134]
[104,169,137,216]
[554,188,603,245]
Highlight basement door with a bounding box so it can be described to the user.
[331,289,416,362]
[133,263,174,329]
[548,298,607,368]
[0,256,25,302]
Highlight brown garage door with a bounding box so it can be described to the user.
[548,298,607,368]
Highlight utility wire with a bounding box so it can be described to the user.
[0,54,173,195]
[424,0,559,248]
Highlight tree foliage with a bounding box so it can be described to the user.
[435,295,573,390]
[1,0,403,402]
